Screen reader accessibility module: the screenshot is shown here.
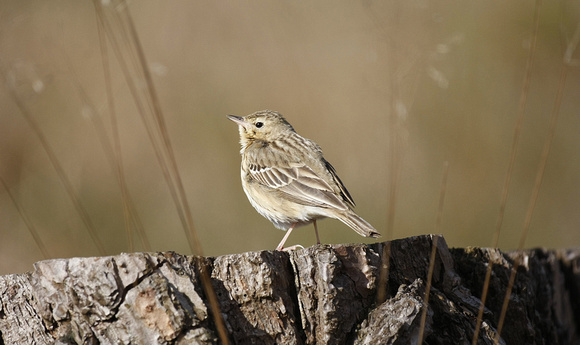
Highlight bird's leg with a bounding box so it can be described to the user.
[276,223,297,251]
[313,220,321,245]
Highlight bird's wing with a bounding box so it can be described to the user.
[323,160,355,208]
[247,162,349,211]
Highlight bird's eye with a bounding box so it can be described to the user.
[255,122,263,128]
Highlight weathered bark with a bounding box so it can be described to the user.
[0,235,578,344]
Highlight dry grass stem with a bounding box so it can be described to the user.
[419,162,449,342]
[472,1,542,342]
[0,177,50,259]
[494,61,568,345]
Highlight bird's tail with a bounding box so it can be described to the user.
[337,211,381,239]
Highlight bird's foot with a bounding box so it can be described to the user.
[276,244,304,251]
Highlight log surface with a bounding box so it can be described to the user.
[0,235,578,344]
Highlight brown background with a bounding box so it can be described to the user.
[1,1,579,274]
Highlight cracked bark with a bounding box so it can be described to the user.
[0,235,578,345]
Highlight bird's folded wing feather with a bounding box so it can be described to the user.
[248,163,348,210]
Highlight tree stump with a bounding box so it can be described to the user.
[0,235,578,344]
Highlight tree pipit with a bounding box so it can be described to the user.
[228,110,380,250]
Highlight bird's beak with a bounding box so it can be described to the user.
[227,115,247,128]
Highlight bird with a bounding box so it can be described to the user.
[227,110,380,250]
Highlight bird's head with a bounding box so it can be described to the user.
[227,110,295,145]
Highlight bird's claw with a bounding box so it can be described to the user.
[277,244,304,251]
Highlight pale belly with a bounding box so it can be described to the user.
[241,173,327,231]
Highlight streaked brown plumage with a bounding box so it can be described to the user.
[227,110,380,250]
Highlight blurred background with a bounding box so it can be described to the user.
[1,1,579,275]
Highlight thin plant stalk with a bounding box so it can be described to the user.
[93,1,229,342]
[93,5,151,251]
[4,81,106,256]
[472,1,542,342]
[94,1,194,253]
[1,177,50,259]
[494,61,568,345]
[418,162,449,342]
